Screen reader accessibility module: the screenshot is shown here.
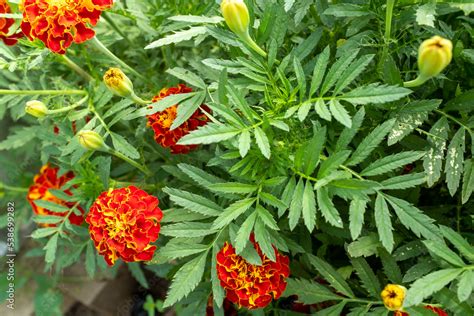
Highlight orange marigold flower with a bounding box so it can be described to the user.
[0,0,23,45]
[86,186,163,266]
[20,0,113,54]
[147,84,210,154]
[216,237,290,309]
[27,164,84,227]
[394,306,448,316]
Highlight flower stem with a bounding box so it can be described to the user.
[48,95,89,115]
[403,75,428,88]
[0,89,87,96]
[435,109,472,133]
[91,36,147,83]
[242,33,267,58]
[0,183,29,193]
[59,55,94,82]
[107,148,152,177]
[130,92,152,106]
[102,12,133,45]
[385,0,396,42]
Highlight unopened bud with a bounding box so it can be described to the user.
[25,100,48,118]
[78,130,105,151]
[221,0,250,38]
[381,284,407,311]
[103,68,134,98]
[418,36,452,79]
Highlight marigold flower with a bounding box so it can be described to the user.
[103,67,134,98]
[394,305,448,316]
[0,0,23,45]
[216,237,290,309]
[381,284,407,311]
[20,0,113,54]
[86,186,163,266]
[418,36,452,79]
[147,84,210,154]
[27,164,84,226]
[221,0,250,39]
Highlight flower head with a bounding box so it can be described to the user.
[418,36,453,79]
[221,0,250,38]
[0,0,23,45]
[86,186,163,266]
[147,84,210,154]
[27,164,84,226]
[20,0,113,54]
[216,237,290,309]
[25,100,48,118]
[394,305,448,316]
[77,130,105,151]
[103,68,135,98]
[381,284,407,311]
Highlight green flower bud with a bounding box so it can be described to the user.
[418,36,453,79]
[25,100,48,118]
[221,0,250,38]
[78,130,105,151]
[103,68,134,98]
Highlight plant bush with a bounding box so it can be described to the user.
[0,0,473,315]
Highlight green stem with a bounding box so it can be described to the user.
[59,55,94,82]
[320,154,364,180]
[102,12,133,45]
[130,92,152,106]
[91,36,147,83]
[435,109,472,133]
[242,33,267,58]
[385,0,396,42]
[108,148,152,177]
[48,96,89,115]
[0,183,29,193]
[403,75,429,88]
[0,89,87,96]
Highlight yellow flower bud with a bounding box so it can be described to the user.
[381,284,407,311]
[418,36,453,79]
[25,100,48,118]
[103,68,134,98]
[221,0,250,38]
[78,130,105,151]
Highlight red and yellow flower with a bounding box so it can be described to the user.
[147,84,210,154]
[216,237,290,309]
[394,306,448,316]
[27,164,84,226]
[20,0,113,54]
[1,0,23,45]
[86,186,163,266]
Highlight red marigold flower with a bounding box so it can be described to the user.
[147,84,210,154]
[394,306,448,316]
[0,0,23,45]
[20,0,113,54]
[86,186,163,266]
[216,238,290,309]
[27,164,84,227]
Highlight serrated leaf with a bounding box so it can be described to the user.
[334,54,374,94]
[318,150,352,179]
[404,268,463,307]
[254,126,271,159]
[111,132,140,159]
[142,92,195,115]
[375,194,394,253]
[289,178,305,230]
[31,227,58,239]
[163,187,222,217]
[254,218,276,261]
[302,180,317,232]
[351,257,381,298]
[307,255,355,298]
[321,49,359,95]
[348,234,381,258]
[295,126,326,175]
[317,187,343,228]
[171,92,206,130]
[161,222,218,237]
[416,3,436,27]
[256,205,279,231]
[212,244,225,307]
[208,182,258,194]
[340,83,411,105]
[347,119,395,166]
[259,192,288,210]
[238,130,251,157]
[177,123,241,145]
[336,107,365,152]
[212,198,256,229]
[314,99,332,121]
[163,251,209,307]
[445,128,465,196]
[44,234,59,264]
[159,242,209,260]
[0,126,39,150]
[349,199,367,240]
[309,45,330,97]
[33,200,70,213]
[168,15,224,24]
[167,67,206,89]
[128,262,149,289]
[423,240,465,267]
[235,211,257,253]
[361,151,425,176]
[440,226,474,262]
[380,172,426,190]
[146,26,207,49]
[294,56,306,101]
[457,270,474,302]
[329,99,352,128]
[85,241,96,278]
[285,279,343,304]
[378,247,402,284]
[461,159,474,204]
[279,177,296,217]
[298,102,312,121]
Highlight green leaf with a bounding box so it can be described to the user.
[235,211,257,253]
[259,192,288,210]
[254,218,276,261]
[334,54,374,94]
[212,244,225,308]
[307,255,355,298]
[295,126,326,175]
[423,240,465,267]
[280,177,296,217]
[166,67,206,89]
[340,83,411,105]
[302,180,317,232]
[384,195,440,241]
[0,126,39,150]
[32,200,69,213]
[317,187,343,228]
[143,92,195,115]
[289,178,305,230]
[168,15,224,24]
[445,128,465,196]
[318,150,352,179]
[298,102,312,122]
[329,99,352,128]
[285,278,343,304]
[351,257,381,298]
[31,227,58,239]
[177,123,241,145]
[212,198,256,229]
[256,205,279,231]
[145,26,207,49]
[163,251,209,307]
[161,222,218,237]
[178,163,226,188]
[163,187,222,217]
[309,45,330,97]
[348,234,381,258]
[208,182,258,194]
[85,241,96,278]
[347,119,395,166]
[159,242,209,260]
[238,130,251,157]
[440,226,474,262]
[171,91,206,130]
[416,3,436,27]
[324,4,371,17]
[314,99,332,121]
[321,49,359,95]
[254,126,271,159]
[404,268,463,307]
[294,57,306,101]
[462,159,474,204]
[361,151,425,177]
[457,270,474,302]
[380,172,426,190]
[111,132,140,159]
[378,247,402,284]
[32,215,63,225]
[128,262,149,289]
[335,107,365,152]
[375,194,394,253]
[349,198,367,240]
[44,234,59,264]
